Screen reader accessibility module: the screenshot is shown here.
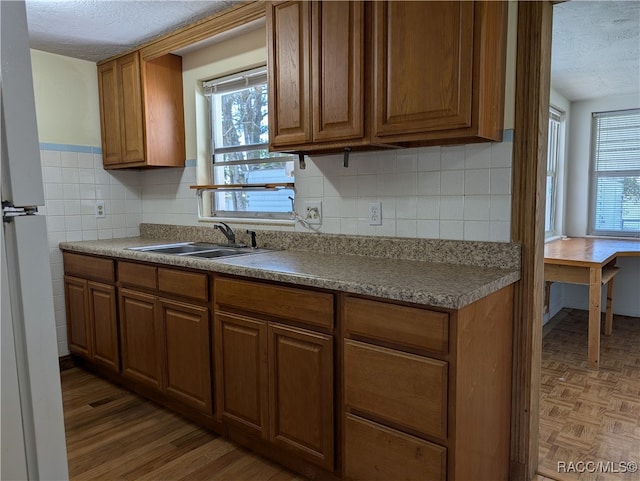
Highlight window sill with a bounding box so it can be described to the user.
[198,215,295,227]
[545,235,563,243]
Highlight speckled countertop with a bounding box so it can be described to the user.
[59,233,521,309]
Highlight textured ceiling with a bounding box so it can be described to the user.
[25,0,239,62]
[23,0,640,102]
[551,0,640,102]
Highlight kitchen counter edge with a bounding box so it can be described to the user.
[59,237,521,310]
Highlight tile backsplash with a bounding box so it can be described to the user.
[294,137,513,241]
[43,134,512,356]
[40,145,142,357]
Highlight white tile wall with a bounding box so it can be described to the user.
[40,148,142,356]
[294,140,513,241]
[140,165,200,226]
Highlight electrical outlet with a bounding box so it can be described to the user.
[95,201,106,219]
[368,201,382,225]
[304,201,322,225]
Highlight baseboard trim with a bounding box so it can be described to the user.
[59,355,76,371]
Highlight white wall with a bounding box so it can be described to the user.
[31,50,101,147]
[555,92,640,318]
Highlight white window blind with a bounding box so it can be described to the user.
[203,67,268,95]
[203,67,295,219]
[590,108,640,236]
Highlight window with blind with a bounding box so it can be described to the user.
[203,66,294,219]
[546,107,564,237]
[590,108,640,237]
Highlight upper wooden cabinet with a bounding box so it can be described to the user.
[372,1,507,145]
[97,52,185,169]
[267,1,311,147]
[266,0,507,153]
[267,0,366,151]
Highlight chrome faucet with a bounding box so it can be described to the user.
[214,222,237,245]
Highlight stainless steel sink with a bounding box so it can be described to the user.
[185,248,250,258]
[127,242,270,259]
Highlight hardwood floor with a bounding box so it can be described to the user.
[61,368,302,481]
[539,308,640,481]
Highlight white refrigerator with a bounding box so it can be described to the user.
[1,1,69,479]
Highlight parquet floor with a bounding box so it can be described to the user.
[539,309,640,481]
[61,368,302,481]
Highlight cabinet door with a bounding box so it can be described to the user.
[97,61,122,166]
[64,276,92,359]
[268,323,333,470]
[142,55,185,168]
[214,312,268,438]
[373,1,474,138]
[160,299,212,414]
[267,0,311,147]
[116,52,145,163]
[311,1,364,143]
[119,288,163,391]
[88,282,119,372]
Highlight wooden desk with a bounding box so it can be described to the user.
[544,237,640,368]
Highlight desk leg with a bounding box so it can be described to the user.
[604,277,615,336]
[588,267,602,369]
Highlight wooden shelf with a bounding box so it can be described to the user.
[190,183,295,190]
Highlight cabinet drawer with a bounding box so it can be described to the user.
[344,296,448,354]
[344,413,446,481]
[118,261,157,290]
[215,277,333,329]
[159,268,208,301]
[344,339,447,439]
[64,252,115,283]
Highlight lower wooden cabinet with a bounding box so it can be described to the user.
[161,299,212,413]
[344,413,446,481]
[268,323,333,469]
[65,276,92,358]
[344,339,447,440]
[215,313,268,437]
[64,275,119,372]
[119,287,212,414]
[88,282,119,371]
[342,288,514,481]
[62,252,514,481]
[214,292,334,471]
[119,288,163,391]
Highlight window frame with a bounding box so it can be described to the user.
[588,108,640,237]
[545,106,565,239]
[202,66,295,221]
